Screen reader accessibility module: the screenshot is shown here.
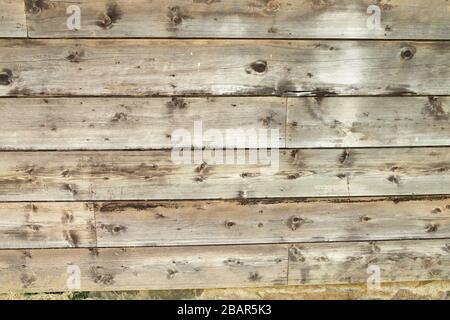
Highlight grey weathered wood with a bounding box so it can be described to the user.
[0,0,27,37]
[1,39,450,96]
[287,96,450,148]
[288,239,450,285]
[1,239,449,293]
[95,197,450,247]
[1,97,450,149]
[0,202,96,249]
[0,97,285,150]
[0,244,287,292]
[25,0,450,40]
[0,148,447,201]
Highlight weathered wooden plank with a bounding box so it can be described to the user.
[0,97,285,150]
[0,148,447,201]
[0,202,96,249]
[95,197,450,247]
[1,97,449,150]
[287,97,450,148]
[24,0,450,40]
[0,244,287,292]
[1,39,450,96]
[288,239,450,285]
[1,239,449,293]
[0,0,27,37]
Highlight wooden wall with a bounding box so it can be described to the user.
[0,0,449,293]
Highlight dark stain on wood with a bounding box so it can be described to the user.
[424,97,449,120]
[339,149,352,166]
[167,6,190,29]
[224,258,244,266]
[111,112,128,122]
[167,268,179,279]
[376,0,395,11]
[98,201,179,213]
[99,223,128,235]
[425,223,440,233]
[7,88,34,96]
[62,183,79,196]
[387,175,401,185]
[259,111,277,127]
[25,204,38,213]
[25,0,50,14]
[400,45,416,60]
[61,210,74,224]
[247,60,268,74]
[0,68,13,86]
[66,50,85,63]
[248,271,263,282]
[166,97,188,114]
[289,245,306,262]
[89,266,115,285]
[96,2,123,29]
[63,230,80,247]
[287,216,306,231]
[20,273,37,288]
[225,220,236,228]
[309,0,335,9]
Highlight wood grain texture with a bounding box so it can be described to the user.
[0,202,96,249]
[0,148,448,201]
[1,97,450,150]
[0,97,285,150]
[1,239,449,293]
[95,197,450,247]
[288,239,450,285]
[0,244,288,292]
[1,39,450,96]
[0,0,27,37]
[287,96,450,148]
[24,0,450,39]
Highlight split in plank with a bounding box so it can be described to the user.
[24,0,450,40]
[0,148,448,201]
[2,39,450,96]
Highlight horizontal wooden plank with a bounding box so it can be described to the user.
[1,39,450,96]
[287,97,450,148]
[0,244,288,292]
[95,197,450,247]
[288,239,450,285]
[25,0,450,40]
[2,197,449,249]
[1,97,450,150]
[1,239,449,292]
[0,97,285,150]
[0,148,448,201]
[0,202,96,249]
[0,0,27,37]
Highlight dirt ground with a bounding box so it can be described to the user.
[1,281,449,300]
